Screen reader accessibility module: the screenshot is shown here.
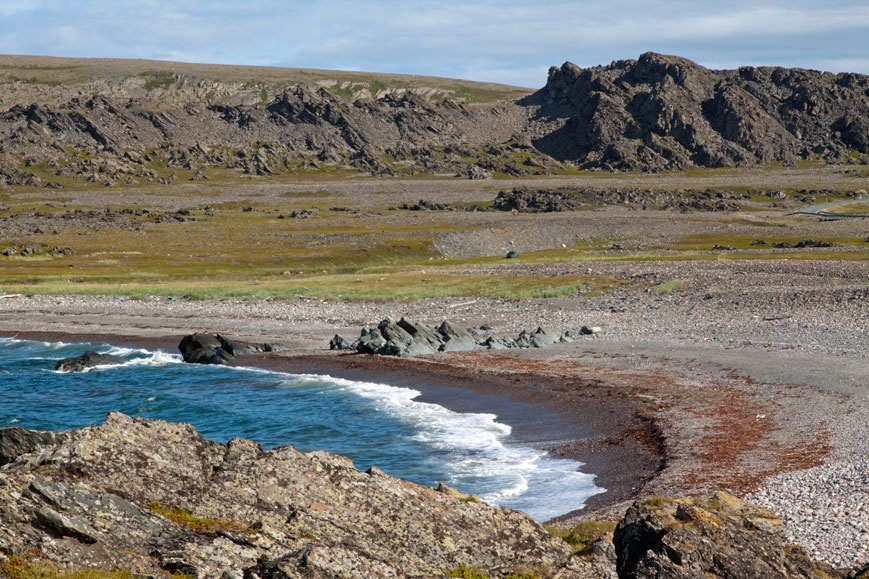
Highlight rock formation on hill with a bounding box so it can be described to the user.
[532,52,869,171]
[1,415,865,578]
[1,52,867,189]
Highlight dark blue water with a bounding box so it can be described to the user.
[0,338,602,519]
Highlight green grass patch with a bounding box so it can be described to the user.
[652,279,691,295]
[827,202,869,215]
[0,272,615,302]
[324,83,355,99]
[140,70,177,91]
[547,521,618,557]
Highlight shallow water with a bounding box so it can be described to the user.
[0,338,602,519]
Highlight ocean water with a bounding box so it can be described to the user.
[0,337,602,520]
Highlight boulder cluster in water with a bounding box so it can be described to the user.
[330,317,601,357]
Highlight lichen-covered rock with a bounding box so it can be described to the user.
[613,493,833,578]
[0,413,588,578]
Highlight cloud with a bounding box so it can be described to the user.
[0,0,867,87]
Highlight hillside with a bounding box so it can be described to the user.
[0,52,868,190]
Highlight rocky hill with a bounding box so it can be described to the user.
[533,52,869,171]
[1,415,865,578]
[0,53,868,189]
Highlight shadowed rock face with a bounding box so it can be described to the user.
[533,52,869,171]
[0,413,589,578]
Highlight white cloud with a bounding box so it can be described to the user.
[1,0,868,86]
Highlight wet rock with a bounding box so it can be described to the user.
[54,350,125,372]
[178,333,285,364]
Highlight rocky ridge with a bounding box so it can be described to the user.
[1,416,865,578]
[2,53,869,189]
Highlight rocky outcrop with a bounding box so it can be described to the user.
[0,413,597,578]
[534,52,869,170]
[54,350,125,372]
[612,493,855,579]
[331,317,600,357]
[178,332,285,365]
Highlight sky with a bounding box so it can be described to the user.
[1,0,868,88]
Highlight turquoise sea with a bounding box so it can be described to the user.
[0,337,602,520]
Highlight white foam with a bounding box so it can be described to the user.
[283,373,603,520]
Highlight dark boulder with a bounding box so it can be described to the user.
[397,317,444,353]
[329,334,355,350]
[436,321,476,352]
[54,350,125,372]
[179,333,234,364]
[178,333,284,365]
[355,328,387,354]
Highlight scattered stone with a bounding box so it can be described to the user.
[794,239,837,248]
[54,350,125,372]
[581,326,602,335]
[506,250,519,258]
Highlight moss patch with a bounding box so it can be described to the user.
[547,521,618,557]
[146,501,251,535]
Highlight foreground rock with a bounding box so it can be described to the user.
[0,414,590,578]
[613,493,862,579]
[332,317,600,357]
[54,350,125,372]
[1,417,864,578]
[178,332,284,364]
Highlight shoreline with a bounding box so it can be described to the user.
[2,280,866,566]
[0,330,659,520]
